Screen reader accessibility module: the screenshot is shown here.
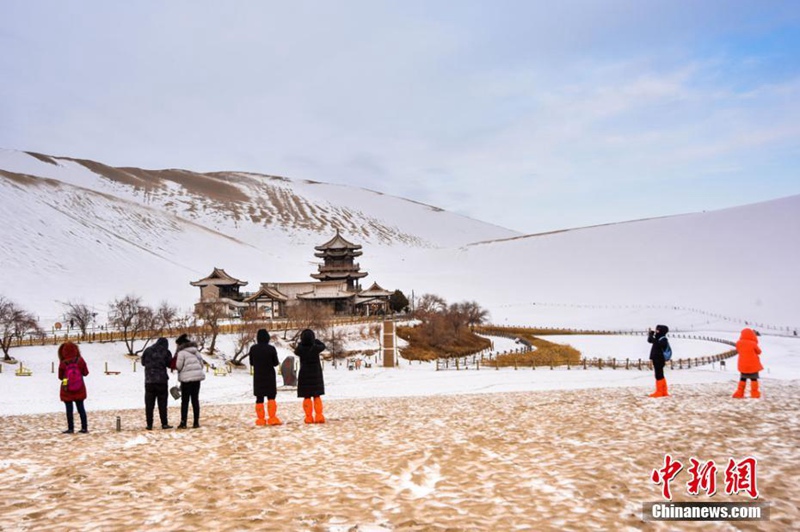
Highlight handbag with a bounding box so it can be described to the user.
[170,385,181,400]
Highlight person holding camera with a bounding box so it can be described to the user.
[647,324,671,397]
[141,337,173,430]
[249,329,282,426]
[295,329,327,423]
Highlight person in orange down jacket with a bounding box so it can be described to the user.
[733,328,763,399]
[295,329,326,423]
[58,342,90,433]
[647,325,671,397]
[249,329,281,426]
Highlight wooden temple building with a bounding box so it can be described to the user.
[189,268,250,316]
[190,231,393,318]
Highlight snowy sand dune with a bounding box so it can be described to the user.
[0,382,797,531]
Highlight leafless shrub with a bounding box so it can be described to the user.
[0,297,44,361]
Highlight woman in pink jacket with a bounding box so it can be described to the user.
[732,328,763,399]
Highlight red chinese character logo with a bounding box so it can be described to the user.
[651,454,684,500]
[724,457,759,499]
[686,458,717,496]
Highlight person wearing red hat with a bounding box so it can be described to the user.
[57,342,90,433]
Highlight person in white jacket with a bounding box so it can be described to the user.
[175,334,206,428]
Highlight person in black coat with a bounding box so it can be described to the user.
[295,329,326,424]
[647,324,671,398]
[249,329,281,426]
[141,337,173,429]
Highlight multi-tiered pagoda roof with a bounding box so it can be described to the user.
[310,230,368,289]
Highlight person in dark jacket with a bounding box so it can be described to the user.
[141,337,173,430]
[647,324,671,398]
[295,329,326,423]
[249,329,282,426]
[57,342,90,434]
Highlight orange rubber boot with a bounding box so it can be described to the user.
[303,398,314,424]
[255,403,267,426]
[313,396,325,424]
[750,380,761,399]
[732,381,746,399]
[267,399,282,425]
[660,379,670,397]
[648,379,660,397]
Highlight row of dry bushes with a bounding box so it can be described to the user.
[397,327,491,361]
[476,326,582,368]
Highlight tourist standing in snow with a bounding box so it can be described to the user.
[249,329,282,426]
[732,328,763,399]
[175,333,205,428]
[295,329,326,423]
[141,337,173,430]
[647,325,671,398]
[57,341,90,434]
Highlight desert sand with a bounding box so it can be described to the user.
[1,381,797,531]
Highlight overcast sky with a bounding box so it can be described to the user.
[1,1,799,233]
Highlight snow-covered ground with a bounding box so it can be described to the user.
[2,329,797,416]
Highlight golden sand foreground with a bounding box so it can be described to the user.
[1,382,798,531]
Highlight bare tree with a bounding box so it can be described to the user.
[195,299,228,356]
[231,308,262,365]
[0,297,44,361]
[415,293,447,318]
[108,295,157,356]
[156,301,180,335]
[462,300,490,330]
[283,302,332,343]
[63,301,95,338]
[324,327,348,359]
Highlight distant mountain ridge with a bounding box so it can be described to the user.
[4,149,518,248]
[0,148,519,319]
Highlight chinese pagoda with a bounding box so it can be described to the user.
[310,229,368,290]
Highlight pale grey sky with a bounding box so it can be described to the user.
[2,1,799,232]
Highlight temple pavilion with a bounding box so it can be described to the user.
[191,231,393,318]
[189,267,250,315]
[310,230,368,290]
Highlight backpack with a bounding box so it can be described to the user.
[64,359,84,392]
[661,338,673,362]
